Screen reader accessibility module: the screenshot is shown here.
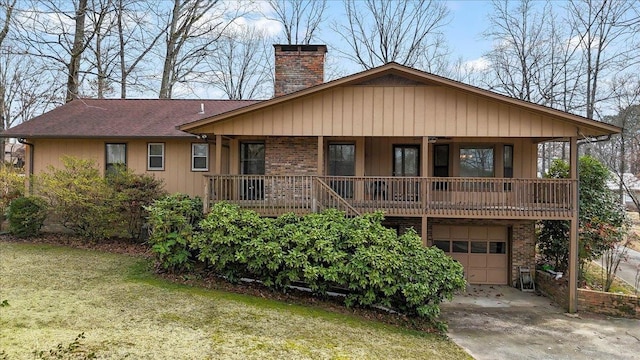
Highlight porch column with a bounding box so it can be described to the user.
[569,136,579,313]
[214,135,222,174]
[355,137,365,200]
[317,136,324,175]
[421,137,430,213]
[229,138,239,175]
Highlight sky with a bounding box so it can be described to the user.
[253,0,496,79]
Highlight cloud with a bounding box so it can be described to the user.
[462,57,491,72]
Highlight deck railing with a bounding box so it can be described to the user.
[205,175,575,219]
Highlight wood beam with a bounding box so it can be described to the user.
[569,136,579,313]
[317,136,324,175]
[214,135,222,175]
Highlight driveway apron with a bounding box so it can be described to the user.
[440,285,640,360]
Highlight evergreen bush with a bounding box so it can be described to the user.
[7,196,47,237]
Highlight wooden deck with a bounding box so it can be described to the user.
[204,175,575,220]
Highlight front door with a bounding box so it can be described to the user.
[393,145,420,200]
[240,142,265,200]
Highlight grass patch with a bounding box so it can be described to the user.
[582,262,637,294]
[0,242,470,359]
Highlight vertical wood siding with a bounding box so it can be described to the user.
[197,86,580,137]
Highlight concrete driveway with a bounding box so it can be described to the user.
[440,285,640,360]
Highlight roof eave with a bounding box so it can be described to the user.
[179,62,621,136]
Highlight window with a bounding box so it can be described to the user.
[240,142,265,200]
[106,143,126,174]
[191,143,209,171]
[489,242,507,254]
[240,142,265,175]
[459,146,494,177]
[433,240,450,252]
[328,144,355,176]
[393,145,419,176]
[504,145,513,178]
[433,144,449,177]
[328,144,355,198]
[147,143,164,171]
[471,242,488,253]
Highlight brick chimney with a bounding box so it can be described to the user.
[274,44,327,97]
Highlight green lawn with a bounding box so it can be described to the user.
[0,242,470,359]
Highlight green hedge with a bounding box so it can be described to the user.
[7,196,47,238]
[147,200,466,322]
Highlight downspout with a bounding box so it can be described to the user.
[568,132,613,313]
[17,138,34,194]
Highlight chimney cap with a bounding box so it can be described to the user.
[273,44,327,53]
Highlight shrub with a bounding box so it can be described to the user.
[194,202,271,281]
[191,203,466,323]
[107,167,166,240]
[36,156,119,240]
[0,166,25,229]
[6,196,47,237]
[146,194,203,272]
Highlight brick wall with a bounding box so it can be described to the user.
[427,218,536,286]
[274,45,327,97]
[382,217,422,238]
[511,221,536,287]
[536,270,639,318]
[264,137,317,203]
[536,270,570,309]
[578,289,639,319]
[265,137,317,175]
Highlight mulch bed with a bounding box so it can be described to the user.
[0,233,441,334]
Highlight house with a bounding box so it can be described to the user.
[3,142,24,167]
[1,44,620,312]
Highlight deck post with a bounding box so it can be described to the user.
[568,136,579,313]
[203,177,210,213]
[421,216,428,247]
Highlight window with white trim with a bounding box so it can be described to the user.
[191,143,209,171]
[147,143,165,171]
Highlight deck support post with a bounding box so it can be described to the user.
[421,216,428,247]
[568,136,579,313]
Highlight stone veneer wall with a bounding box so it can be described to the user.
[536,270,639,319]
[427,218,536,287]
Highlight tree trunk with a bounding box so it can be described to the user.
[66,0,88,103]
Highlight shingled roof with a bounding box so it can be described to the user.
[1,99,258,139]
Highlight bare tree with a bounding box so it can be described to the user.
[205,27,272,99]
[566,0,639,120]
[114,0,166,98]
[14,0,112,102]
[159,0,241,99]
[333,0,450,70]
[265,0,326,44]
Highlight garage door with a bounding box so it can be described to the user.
[432,225,508,285]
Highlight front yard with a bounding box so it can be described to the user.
[0,241,470,359]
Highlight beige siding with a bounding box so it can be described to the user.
[364,137,537,178]
[31,138,216,197]
[196,86,583,138]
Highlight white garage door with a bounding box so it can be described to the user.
[432,225,508,285]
